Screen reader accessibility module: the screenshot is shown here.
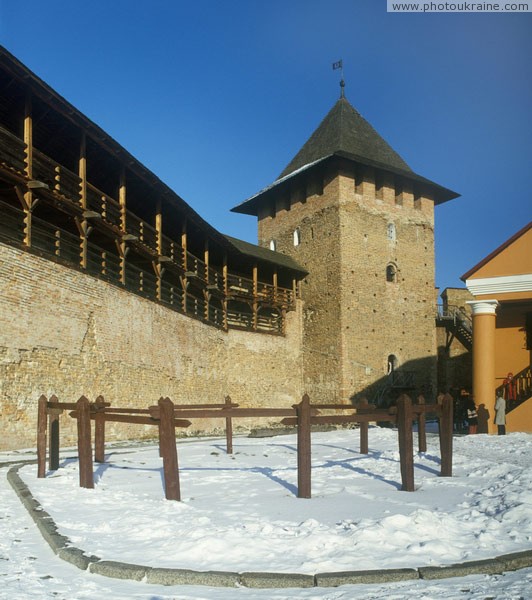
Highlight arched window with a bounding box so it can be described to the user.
[269,239,276,251]
[386,263,397,283]
[387,222,396,242]
[387,354,398,374]
[293,228,301,247]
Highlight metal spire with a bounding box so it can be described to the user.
[332,59,345,98]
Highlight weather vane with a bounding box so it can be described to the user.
[332,59,345,98]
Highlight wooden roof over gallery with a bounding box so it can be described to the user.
[0,45,305,278]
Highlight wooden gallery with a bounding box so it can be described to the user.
[0,46,466,450]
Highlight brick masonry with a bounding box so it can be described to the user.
[259,163,438,404]
[0,242,304,450]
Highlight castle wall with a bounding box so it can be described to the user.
[258,168,343,401]
[258,165,438,404]
[338,170,437,401]
[0,242,304,450]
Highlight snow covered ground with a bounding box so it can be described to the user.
[1,426,531,599]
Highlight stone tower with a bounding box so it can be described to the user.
[233,93,458,405]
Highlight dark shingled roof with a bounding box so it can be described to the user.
[232,95,459,216]
[278,96,412,179]
[224,235,307,275]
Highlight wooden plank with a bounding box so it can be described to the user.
[310,404,355,410]
[48,401,82,410]
[37,394,48,478]
[158,398,181,501]
[70,412,191,427]
[297,395,312,499]
[94,407,151,414]
[225,396,233,455]
[397,395,415,492]
[150,407,297,420]
[417,396,427,453]
[76,396,94,489]
[48,410,61,471]
[172,403,239,410]
[94,396,106,463]
[358,400,369,455]
[439,394,453,477]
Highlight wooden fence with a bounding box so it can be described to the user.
[36,393,453,501]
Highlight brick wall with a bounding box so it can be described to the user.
[258,164,438,404]
[0,242,304,450]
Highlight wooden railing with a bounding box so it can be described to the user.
[0,125,27,174]
[86,183,122,228]
[0,133,299,333]
[126,212,158,253]
[37,393,453,500]
[496,366,532,412]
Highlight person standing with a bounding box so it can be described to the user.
[495,393,506,435]
[466,397,478,435]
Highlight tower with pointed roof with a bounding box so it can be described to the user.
[233,93,459,404]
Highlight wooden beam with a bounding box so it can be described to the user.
[396,395,415,492]
[37,394,47,478]
[181,220,187,270]
[23,92,33,247]
[155,199,163,254]
[252,263,258,330]
[158,397,181,501]
[79,132,87,209]
[119,169,127,283]
[439,393,453,477]
[76,396,94,489]
[296,394,312,499]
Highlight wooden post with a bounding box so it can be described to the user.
[119,168,127,284]
[252,263,258,331]
[48,397,61,471]
[440,393,453,477]
[225,395,233,454]
[296,394,312,499]
[37,395,48,478]
[158,397,181,501]
[23,92,33,247]
[358,399,369,455]
[417,395,427,453]
[396,394,415,492]
[94,395,106,463]
[77,396,94,489]
[222,255,228,330]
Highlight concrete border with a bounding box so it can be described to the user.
[6,463,532,589]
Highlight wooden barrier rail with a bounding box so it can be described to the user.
[36,392,453,501]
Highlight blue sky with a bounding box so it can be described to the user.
[1,0,530,291]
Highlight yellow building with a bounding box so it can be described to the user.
[462,222,532,432]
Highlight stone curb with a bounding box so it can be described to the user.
[147,567,240,587]
[240,571,315,588]
[6,463,532,589]
[315,568,419,586]
[419,558,505,580]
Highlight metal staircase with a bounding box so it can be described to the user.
[436,305,473,351]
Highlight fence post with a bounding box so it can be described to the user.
[296,394,312,499]
[77,396,94,489]
[48,394,61,471]
[397,394,415,492]
[225,395,233,455]
[94,395,106,463]
[158,397,181,501]
[358,399,369,455]
[417,395,427,454]
[37,395,48,478]
[440,394,453,477]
